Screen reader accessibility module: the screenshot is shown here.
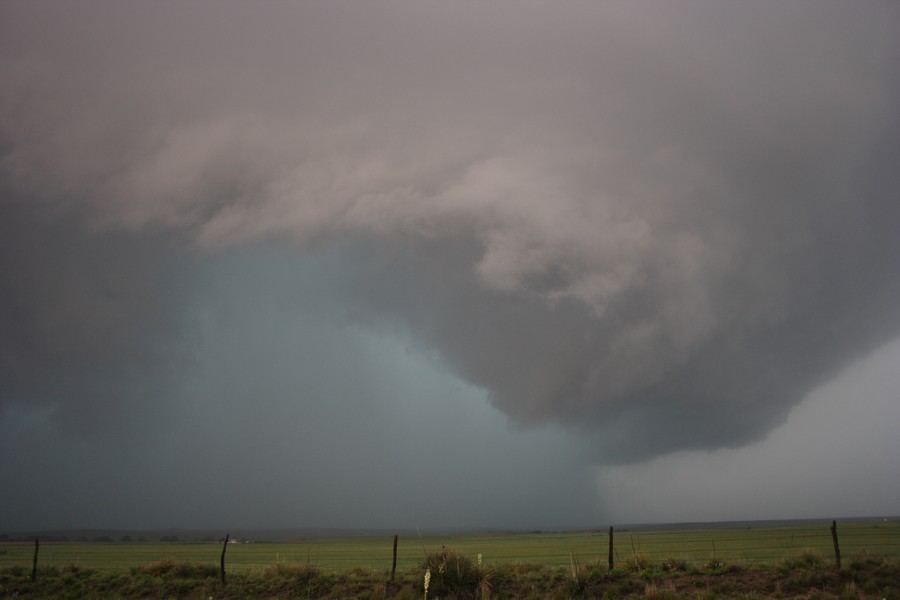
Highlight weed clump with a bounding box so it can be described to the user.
[131,558,217,579]
[624,552,652,572]
[703,557,741,574]
[266,562,320,582]
[422,548,490,599]
[780,548,825,570]
[133,558,178,576]
[848,550,888,571]
[644,582,679,600]
[661,556,688,572]
[568,564,605,595]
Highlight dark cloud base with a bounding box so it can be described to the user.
[0,197,193,440]
[1,0,900,529]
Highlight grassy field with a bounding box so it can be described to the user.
[2,521,899,599]
[1,520,898,573]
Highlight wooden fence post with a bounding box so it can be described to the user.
[31,539,39,581]
[221,533,230,584]
[608,526,614,571]
[391,534,398,582]
[830,521,841,569]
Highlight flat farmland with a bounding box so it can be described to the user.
[1,520,898,573]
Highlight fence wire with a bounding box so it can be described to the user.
[1,520,898,572]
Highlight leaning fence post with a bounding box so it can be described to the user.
[830,520,841,569]
[608,526,614,571]
[390,534,399,582]
[31,539,39,581]
[221,533,229,584]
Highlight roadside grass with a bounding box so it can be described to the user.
[1,520,898,598]
[1,554,898,599]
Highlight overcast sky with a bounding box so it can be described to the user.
[2,1,899,532]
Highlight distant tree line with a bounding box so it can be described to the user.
[0,534,151,543]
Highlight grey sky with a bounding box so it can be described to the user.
[1,1,899,531]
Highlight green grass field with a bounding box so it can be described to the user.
[2,520,898,573]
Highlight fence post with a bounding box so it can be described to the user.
[391,534,398,582]
[608,526,614,571]
[830,521,841,569]
[221,533,229,584]
[31,539,39,581]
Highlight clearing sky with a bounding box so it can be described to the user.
[2,1,899,532]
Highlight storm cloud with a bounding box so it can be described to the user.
[2,1,900,528]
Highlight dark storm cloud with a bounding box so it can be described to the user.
[1,243,596,531]
[0,197,192,439]
[2,0,899,463]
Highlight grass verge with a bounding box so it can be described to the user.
[1,553,898,599]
